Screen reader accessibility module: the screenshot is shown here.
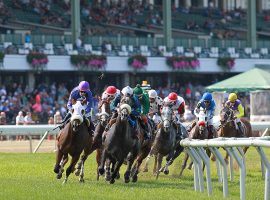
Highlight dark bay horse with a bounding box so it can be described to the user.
[98,102,139,184]
[179,108,211,176]
[218,106,252,163]
[53,100,92,183]
[130,118,154,182]
[144,105,177,179]
[75,99,111,180]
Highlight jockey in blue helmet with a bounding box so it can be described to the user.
[193,92,216,138]
[60,81,94,134]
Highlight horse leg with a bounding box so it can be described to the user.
[63,154,80,184]
[153,155,158,174]
[98,149,108,176]
[110,160,124,184]
[57,154,68,179]
[179,152,189,177]
[125,151,137,183]
[54,149,63,174]
[164,144,185,175]
[96,148,103,180]
[105,159,112,181]
[156,154,163,180]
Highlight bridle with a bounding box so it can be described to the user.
[218,107,235,130]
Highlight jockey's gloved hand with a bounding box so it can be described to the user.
[196,102,201,109]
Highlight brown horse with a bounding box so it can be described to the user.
[179,108,211,176]
[75,99,111,180]
[53,100,93,183]
[144,105,177,179]
[98,101,139,184]
[218,106,252,163]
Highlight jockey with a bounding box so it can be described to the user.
[194,92,217,138]
[133,84,151,139]
[105,86,141,132]
[225,92,245,137]
[101,85,121,111]
[60,81,94,133]
[164,92,186,140]
[148,89,163,125]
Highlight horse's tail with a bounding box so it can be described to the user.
[241,118,252,137]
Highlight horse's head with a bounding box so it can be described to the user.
[98,100,110,126]
[70,100,86,132]
[220,106,234,126]
[161,106,173,133]
[195,108,207,135]
[119,103,131,121]
[120,96,132,105]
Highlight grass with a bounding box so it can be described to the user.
[0,148,268,200]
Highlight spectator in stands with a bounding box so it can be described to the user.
[75,37,82,49]
[25,32,31,43]
[53,111,62,125]
[0,111,6,140]
[24,112,35,125]
[16,111,24,125]
[48,116,54,125]
[15,111,24,140]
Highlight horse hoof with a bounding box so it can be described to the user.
[164,170,169,175]
[62,179,67,185]
[56,173,62,179]
[143,168,148,173]
[79,178,84,183]
[132,175,138,183]
[116,172,120,180]
[110,179,115,184]
[124,178,130,183]
[98,168,105,175]
[54,165,60,174]
[75,169,80,176]
[105,174,111,182]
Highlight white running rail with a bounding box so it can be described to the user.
[180,137,270,200]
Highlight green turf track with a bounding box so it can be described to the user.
[0,148,268,200]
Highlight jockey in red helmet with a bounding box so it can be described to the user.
[164,92,187,140]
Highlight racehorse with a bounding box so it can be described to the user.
[129,117,154,182]
[179,108,211,176]
[75,99,110,180]
[218,105,252,163]
[98,101,139,184]
[53,100,93,183]
[144,105,177,179]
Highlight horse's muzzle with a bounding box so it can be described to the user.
[163,120,170,132]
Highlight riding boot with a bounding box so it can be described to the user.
[237,122,245,137]
[59,112,71,129]
[84,116,94,136]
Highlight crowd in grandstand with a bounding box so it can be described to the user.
[0,0,258,39]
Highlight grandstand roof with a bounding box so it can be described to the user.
[206,68,270,92]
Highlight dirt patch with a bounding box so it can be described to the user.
[0,139,57,153]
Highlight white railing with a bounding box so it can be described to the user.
[180,137,270,200]
[0,122,269,153]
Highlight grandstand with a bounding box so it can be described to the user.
[0,0,269,125]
